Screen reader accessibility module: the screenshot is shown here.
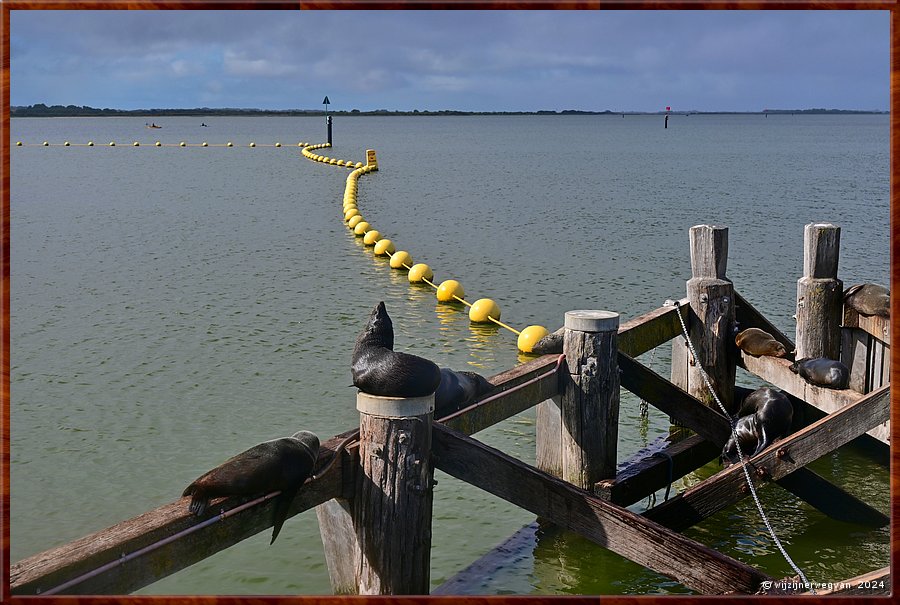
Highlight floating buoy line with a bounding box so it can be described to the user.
[302,142,549,353]
[15,141,306,148]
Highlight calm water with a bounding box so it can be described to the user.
[10,114,890,595]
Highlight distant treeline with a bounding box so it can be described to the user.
[11,104,887,118]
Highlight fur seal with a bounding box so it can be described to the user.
[844,283,889,318]
[351,302,442,397]
[790,357,850,390]
[434,368,493,417]
[722,387,793,464]
[182,430,319,544]
[531,327,564,355]
[735,327,788,358]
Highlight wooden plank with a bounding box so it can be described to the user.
[432,424,770,595]
[734,291,796,357]
[737,350,889,444]
[811,566,890,595]
[10,432,349,595]
[594,434,720,506]
[315,498,359,595]
[618,352,732,446]
[440,354,560,436]
[618,297,689,357]
[642,386,889,531]
[841,327,871,393]
[844,305,890,346]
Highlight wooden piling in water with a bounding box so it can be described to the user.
[685,225,736,412]
[795,223,842,360]
[353,391,434,595]
[537,310,620,489]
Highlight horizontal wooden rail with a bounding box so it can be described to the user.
[432,423,770,595]
[734,291,796,358]
[643,386,890,531]
[737,350,889,444]
[10,430,352,595]
[618,297,689,357]
[843,307,890,346]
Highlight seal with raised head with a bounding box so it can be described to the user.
[351,302,442,397]
[434,367,493,417]
[735,327,788,358]
[844,283,889,318]
[182,430,319,544]
[790,357,850,390]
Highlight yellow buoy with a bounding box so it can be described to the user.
[343,205,357,214]
[249,142,256,147]
[469,299,501,323]
[109,142,116,146]
[16,141,22,146]
[363,230,381,245]
[437,280,465,303]
[202,142,208,147]
[336,160,345,166]
[88,141,94,146]
[43,141,49,146]
[227,142,233,147]
[517,325,550,353]
[180,142,186,147]
[156,141,162,146]
[390,250,412,269]
[344,208,360,221]
[374,239,395,256]
[353,221,371,236]
[64,141,70,146]
[408,263,433,283]
[355,162,364,168]
[348,215,364,229]
[133,142,140,146]
[275,142,282,147]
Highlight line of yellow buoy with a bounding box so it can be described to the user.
[15,141,307,148]
[303,142,549,352]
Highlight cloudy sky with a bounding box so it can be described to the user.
[10,10,889,113]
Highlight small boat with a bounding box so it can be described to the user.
[145,123,162,129]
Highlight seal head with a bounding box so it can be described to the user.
[735,327,788,358]
[351,302,441,397]
[434,368,493,417]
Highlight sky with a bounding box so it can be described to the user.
[9,10,890,113]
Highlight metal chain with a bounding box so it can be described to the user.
[673,301,814,592]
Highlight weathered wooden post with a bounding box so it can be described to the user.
[685,225,736,413]
[353,391,434,594]
[796,223,842,360]
[537,310,620,490]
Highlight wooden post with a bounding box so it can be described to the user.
[796,223,842,360]
[353,391,434,595]
[686,225,736,413]
[537,310,619,489]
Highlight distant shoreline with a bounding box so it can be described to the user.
[11,105,887,118]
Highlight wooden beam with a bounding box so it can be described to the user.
[642,386,889,531]
[811,566,890,595]
[10,432,349,595]
[737,350,889,444]
[618,298,689,357]
[617,352,732,446]
[440,354,561,436]
[843,306,890,346]
[594,434,720,506]
[432,423,770,595]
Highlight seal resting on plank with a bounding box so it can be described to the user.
[789,357,850,390]
[434,367,493,417]
[735,327,788,358]
[843,283,889,318]
[721,387,793,464]
[351,301,441,397]
[183,430,320,544]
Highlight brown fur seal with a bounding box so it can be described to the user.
[183,430,319,544]
[735,327,788,358]
[531,327,564,355]
[844,283,889,318]
[790,357,850,390]
[351,302,441,397]
[721,387,793,464]
[434,368,493,417]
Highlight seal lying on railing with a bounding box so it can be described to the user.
[351,302,492,415]
[721,387,793,464]
[182,430,320,544]
[843,283,889,318]
[790,357,850,390]
[735,327,788,358]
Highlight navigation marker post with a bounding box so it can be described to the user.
[324,96,333,145]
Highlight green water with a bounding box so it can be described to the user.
[10,114,889,594]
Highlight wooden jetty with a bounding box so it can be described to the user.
[10,223,891,596]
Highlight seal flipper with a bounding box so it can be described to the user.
[270,487,299,544]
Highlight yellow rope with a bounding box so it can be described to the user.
[487,316,521,335]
